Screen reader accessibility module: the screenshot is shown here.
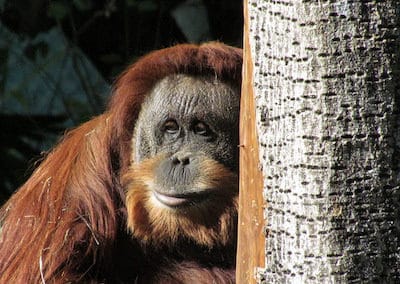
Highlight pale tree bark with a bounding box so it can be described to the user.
[245,0,400,282]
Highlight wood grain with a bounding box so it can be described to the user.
[235,1,265,283]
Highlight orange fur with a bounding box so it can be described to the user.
[0,42,242,283]
[0,115,118,282]
[124,155,238,248]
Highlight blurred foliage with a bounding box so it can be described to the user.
[0,0,243,202]
[0,114,65,200]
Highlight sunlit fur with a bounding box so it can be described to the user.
[124,154,238,248]
[0,42,242,283]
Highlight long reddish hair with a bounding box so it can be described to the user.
[0,42,242,283]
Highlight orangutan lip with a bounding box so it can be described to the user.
[153,191,210,207]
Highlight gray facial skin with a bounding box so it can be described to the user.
[131,74,240,203]
[132,74,240,167]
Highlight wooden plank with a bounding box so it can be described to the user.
[236,1,265,283]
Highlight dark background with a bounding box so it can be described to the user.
[0,0,243,202]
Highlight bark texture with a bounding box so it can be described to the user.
[247,0,400,282]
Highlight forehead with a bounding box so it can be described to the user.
[142,74,240,120]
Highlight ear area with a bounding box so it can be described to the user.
[0,114,121,283]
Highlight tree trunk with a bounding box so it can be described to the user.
[245,0,400,282]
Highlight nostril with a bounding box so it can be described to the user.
[172,156,180,165]
[180,156,190,165]
[171,154,190,166]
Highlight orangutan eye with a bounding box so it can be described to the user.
[163,120,180,134]
[193,121,210,136]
